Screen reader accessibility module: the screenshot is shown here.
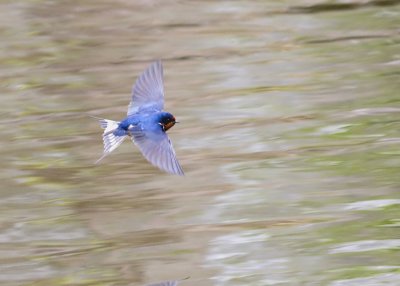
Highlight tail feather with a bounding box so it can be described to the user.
[91,116,126,163]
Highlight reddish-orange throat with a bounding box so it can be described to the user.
[163,121,175,131]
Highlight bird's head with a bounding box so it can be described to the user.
[158,113,178,132]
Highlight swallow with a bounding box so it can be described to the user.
[92,60,184,176]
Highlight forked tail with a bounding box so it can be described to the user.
[90,116,127,163]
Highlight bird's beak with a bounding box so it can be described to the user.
[175,121,180,124]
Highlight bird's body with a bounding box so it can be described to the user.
[93,61,184,176]
[117,111,175,135]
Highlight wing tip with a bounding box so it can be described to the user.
[152,59,163,75]
[176,164,185,176]
[166,163,184,176]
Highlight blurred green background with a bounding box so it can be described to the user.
[0,0,399,285]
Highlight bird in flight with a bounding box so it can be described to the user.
[92,60,184,176]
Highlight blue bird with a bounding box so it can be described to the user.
[93,60,184,176]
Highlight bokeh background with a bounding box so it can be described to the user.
[1,0,399,285]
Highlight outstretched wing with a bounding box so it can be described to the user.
[131,127,184,176]
[128,60,164,115]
